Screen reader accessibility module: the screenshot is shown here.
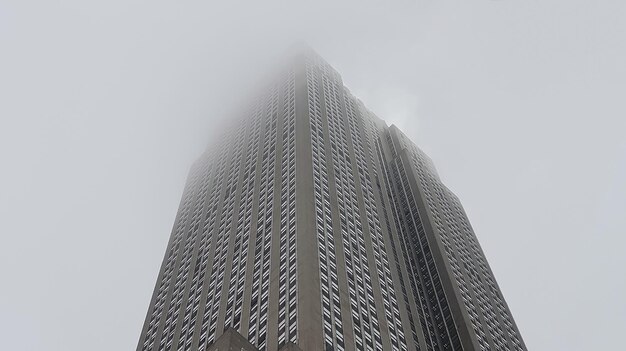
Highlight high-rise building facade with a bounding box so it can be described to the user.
[137,50,526,351]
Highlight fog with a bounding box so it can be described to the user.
[1,1,625,350]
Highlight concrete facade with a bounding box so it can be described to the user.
[137,50,526,351]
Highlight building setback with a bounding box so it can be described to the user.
[137,50,526,351]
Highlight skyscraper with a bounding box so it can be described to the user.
[137,50,526,351]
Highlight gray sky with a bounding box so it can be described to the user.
[1,1,625,350]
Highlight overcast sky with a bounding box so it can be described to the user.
[1,1,625,350]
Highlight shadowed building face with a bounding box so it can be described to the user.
[137,50,526,351]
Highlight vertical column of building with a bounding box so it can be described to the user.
[246,86,280,351]
[179,136,233,350]
[366,118,425,351]
[318,61,361,351]
[373,128,431,351]
[161,153,226,351]
[319,65,386,351]
[437,187,497,351]
[293,52,324,351]
[265,70,288,351]
[338,90,391,351]
[447,195,526,351]
[237,97,268,342]
[340,95,389,350]
[217,103,263,339]
[195,124,246,347]
[409,158,464,349]
[393,127,509,351]
[216,107,271,342]
[274,67,299,348]
[350,105,418,351]
[402,136,492,351]
[137,159,205,351]
[187,132,239,350]
[308,56,353,351]
[389,126,526,351]
[215,115,266,344]
[392,128,477,351]
[177,152,219,351]
[139,127,234,351]
[169,154,218,351]
[381,128,458,350]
